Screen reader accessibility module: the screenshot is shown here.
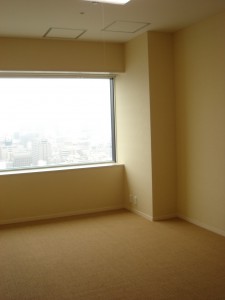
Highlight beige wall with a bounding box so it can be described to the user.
[0,33,176,223]
[148,32,177,219]
[174,11,225,233]
[116,32,177,220]
[0,37,124,73]
[0,165,124,224]
[116,33,153,219]
[0,37,125,224]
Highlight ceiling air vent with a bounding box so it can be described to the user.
[44,28,86,39]
[102,21,150,33]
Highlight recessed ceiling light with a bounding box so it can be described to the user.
[84,0,130,5]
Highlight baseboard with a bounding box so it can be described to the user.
[126,208,225,237]
[0,205,124,225]
[125,206,176,222]
[178,214,225,237]
[153,214,177,221]
[125,206,153,221]
[3,207,224,238]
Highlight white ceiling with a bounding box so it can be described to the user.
[0,0,225,42]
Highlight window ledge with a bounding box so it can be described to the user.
[0,163,123,176]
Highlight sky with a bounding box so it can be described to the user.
[0,77,113,143]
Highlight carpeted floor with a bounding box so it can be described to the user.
[0,209,225,300]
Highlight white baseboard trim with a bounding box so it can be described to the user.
[0,205,124,225]
[178,214,225,237]
[153,214,177,221]
[125,206,153,221]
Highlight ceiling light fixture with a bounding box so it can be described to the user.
[84,0,130,5]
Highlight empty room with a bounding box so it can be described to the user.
[0,0,225,299]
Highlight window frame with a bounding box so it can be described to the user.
[0,71,117,173]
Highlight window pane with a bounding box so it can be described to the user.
[0,77,115,171]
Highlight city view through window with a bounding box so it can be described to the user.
[0,77,114,171]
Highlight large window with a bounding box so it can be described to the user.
[0,75,115,172]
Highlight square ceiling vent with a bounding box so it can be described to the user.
[44,27,86,39]
[103,21,150,33]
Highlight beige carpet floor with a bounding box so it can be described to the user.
[0,209,225,300]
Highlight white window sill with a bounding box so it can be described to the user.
[0,162,123,176]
